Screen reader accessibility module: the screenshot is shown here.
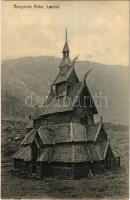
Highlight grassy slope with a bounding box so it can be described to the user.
[1,120,129,199]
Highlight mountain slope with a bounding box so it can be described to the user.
[1,56,129,125]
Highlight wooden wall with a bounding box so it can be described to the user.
[34,112,73,128]
[13,158,120,177]
[35,162,91,178]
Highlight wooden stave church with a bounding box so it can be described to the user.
[12,31,120,178]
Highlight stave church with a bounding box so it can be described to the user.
[12,30,120,178]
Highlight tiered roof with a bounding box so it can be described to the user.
[12,31,120,166]
[33,79,98,119]
[13,122,112,163]
[33,30,98,119]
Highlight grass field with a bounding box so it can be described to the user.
[1,120,129,199]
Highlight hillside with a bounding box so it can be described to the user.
[1,56,129,125]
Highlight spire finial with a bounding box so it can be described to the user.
[72,55,79,67]
[83,68,93,83]
[66,28,67,42]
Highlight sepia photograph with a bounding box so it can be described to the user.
[1,1,129,199]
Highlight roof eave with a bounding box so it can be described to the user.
[33,109,74,120]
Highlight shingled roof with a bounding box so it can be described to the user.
[50,144,90,163]
[112,148,120,158]
[53,123,102,144]
[12,143,108,163]
[37,123,86,144]
[20,122,103,147]
[37,147,53,162]
[59,56,72,68]
[53,124,71,143]
[86,123,101,142]
[33,82,81,118]
[13,120,113,163]
[21,129,37,145]
[54,65,77,84]
[12,146,31,161]
[38,126,54,145]
[37,122,109,162]
[33,79,97,119]
[40,144,104,163]
[37,122,102,145]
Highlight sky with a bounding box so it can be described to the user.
[2,1,129,65]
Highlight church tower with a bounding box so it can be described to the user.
[59,29,71,69]
[52,29,79,98]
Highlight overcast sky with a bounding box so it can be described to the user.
[2,1,129,65]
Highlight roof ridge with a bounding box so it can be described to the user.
[72,82,83,106]
[103,140,110,159]
[95,145,102,160]
[21,129,36,145]
[87,149,93,163]
[94,121,102,142]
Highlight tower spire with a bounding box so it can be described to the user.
[59,29,71,68]
[66,28,67,43]
[62,29,70,57]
